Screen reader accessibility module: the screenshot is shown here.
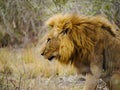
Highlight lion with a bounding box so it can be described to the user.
[41,14,120,90]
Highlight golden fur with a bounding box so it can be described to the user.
[41,14,120,90]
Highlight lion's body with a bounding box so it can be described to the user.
[41,14,120,90]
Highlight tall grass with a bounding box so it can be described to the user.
[0,47,76,76]
[0,47,77,90]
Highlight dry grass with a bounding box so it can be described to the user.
[0,46,79,90]
[0,47,76,76]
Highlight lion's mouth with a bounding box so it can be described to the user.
[48,56,55,61]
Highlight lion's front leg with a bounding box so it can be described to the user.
[83,63,102,90]
[83,74,98,90]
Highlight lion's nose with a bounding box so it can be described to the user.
[41,52,44,56]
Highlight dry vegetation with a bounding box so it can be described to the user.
[0,0,120,47]
[0,47,83,90]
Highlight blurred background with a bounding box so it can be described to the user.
[0,0,120,90]
[0,0,120,47]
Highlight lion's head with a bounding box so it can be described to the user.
[41,31,75,63]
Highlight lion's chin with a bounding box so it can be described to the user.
[48,56,55,61]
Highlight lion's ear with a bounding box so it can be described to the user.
[62,21,72,34]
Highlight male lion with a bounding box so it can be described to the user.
[41,14,120,90]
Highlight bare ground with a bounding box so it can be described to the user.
[30,75,85,90]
